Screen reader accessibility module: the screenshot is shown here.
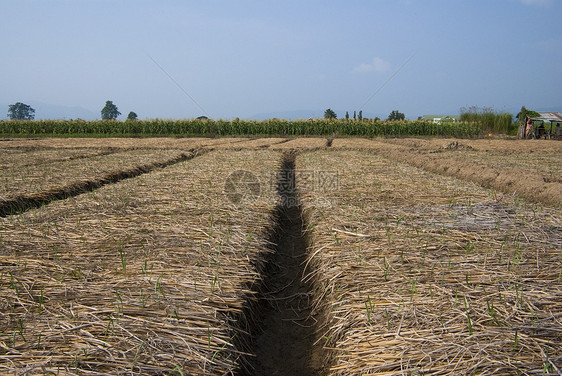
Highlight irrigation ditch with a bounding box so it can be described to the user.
[0,150,201,217]
[233,152,326,376]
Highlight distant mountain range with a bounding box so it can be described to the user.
[249,109,386,121]
[1,102,558,121]
[1,101,98,120]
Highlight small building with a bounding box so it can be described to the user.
[518,112,562,139]
[421,115,460,124]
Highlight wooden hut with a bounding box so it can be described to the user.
[518,112,562,139]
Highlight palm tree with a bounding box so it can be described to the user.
[324,108,337,119]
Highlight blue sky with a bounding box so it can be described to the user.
[1,0,560,120]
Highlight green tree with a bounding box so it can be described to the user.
[516,106,539,121]
[353,111,356,120]
[127,111,138,121]
[101,100,121,120]
[515,106,540,138]
[345,111,349,119]
[8,102,35,120]
[324,108,337,119]
[358,110,363,121]
[387,110,405,121]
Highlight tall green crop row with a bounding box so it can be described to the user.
[460,112,514,134]
[0,119,480,137]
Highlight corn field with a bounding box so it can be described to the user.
[0,119,481,137]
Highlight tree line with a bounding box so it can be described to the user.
[324,108,405,121]
[5,101,137,121]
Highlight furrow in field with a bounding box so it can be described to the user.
[383,137,562,153]
[297,150,562,375]
[331,138,562,207]
[0,149,198,216]
[243,152,325,375]
[0,149,282,375]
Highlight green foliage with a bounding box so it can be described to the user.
[388,110,405,121]
[0,118,481,137]
[8,102,35,120]
[460,106,514,134]
[324,108,337,119]
[513,106,541,137]
[515,106,540,121]
[101,101,121,120]
[127,111,138,121]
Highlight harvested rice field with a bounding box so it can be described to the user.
[0,148,282,374]
[332,138,562,207]
[298,150,561,375]
[0,137,560,375]
[0,149,192,216]
[0,137,243,150]
[269,137,328,150]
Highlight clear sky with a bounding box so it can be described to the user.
[1,0,561,120]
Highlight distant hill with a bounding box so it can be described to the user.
[1,101,98,120]
[250,110,321,120]
[250,109,385,120]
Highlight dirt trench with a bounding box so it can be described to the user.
[239,153,325,376]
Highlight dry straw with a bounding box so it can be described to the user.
[0,148,110,170]
[1,137,560,375]
[332,138,562,208]
[210,137,288,149]
[0,137,244,150]
[383,137,562,154]
[269,137,329,150]
[0,149,189,203]
[0,149,282,375]
[298,150,562,375]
